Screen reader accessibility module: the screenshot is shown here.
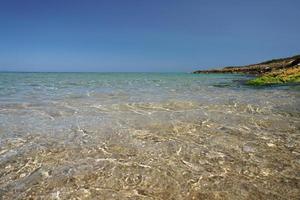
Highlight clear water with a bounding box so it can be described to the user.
[0,72,299,199]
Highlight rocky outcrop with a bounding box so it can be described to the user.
[193,55,300,75]
[247,65,300,85]
[193,55,300,85]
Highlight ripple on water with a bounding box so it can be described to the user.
[0,73,299,199]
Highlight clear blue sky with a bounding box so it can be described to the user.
[0,0,300,72]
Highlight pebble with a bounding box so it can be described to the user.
[243,145,255,153]
[267,143,276,147]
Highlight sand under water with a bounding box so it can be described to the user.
[0,73,299,199]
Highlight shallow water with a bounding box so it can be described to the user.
[0,72,299,199]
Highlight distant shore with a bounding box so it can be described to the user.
[193,55,300,85]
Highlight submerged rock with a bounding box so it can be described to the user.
[242,145,255,153]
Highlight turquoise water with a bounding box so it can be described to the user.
[0,73,299,199]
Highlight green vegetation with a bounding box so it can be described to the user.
[194,54,300,86]
[247,67,300,86]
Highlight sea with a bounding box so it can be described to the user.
[0,72,299,199]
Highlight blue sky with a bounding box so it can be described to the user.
[0,0,300,72]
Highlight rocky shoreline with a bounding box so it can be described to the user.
[193,55,300,85]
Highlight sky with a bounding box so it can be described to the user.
[0,0,300,72]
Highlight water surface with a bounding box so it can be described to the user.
[0,73,299,199]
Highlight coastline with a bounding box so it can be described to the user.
[193,55,300,85]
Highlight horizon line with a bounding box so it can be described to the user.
[0,71,191,73]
